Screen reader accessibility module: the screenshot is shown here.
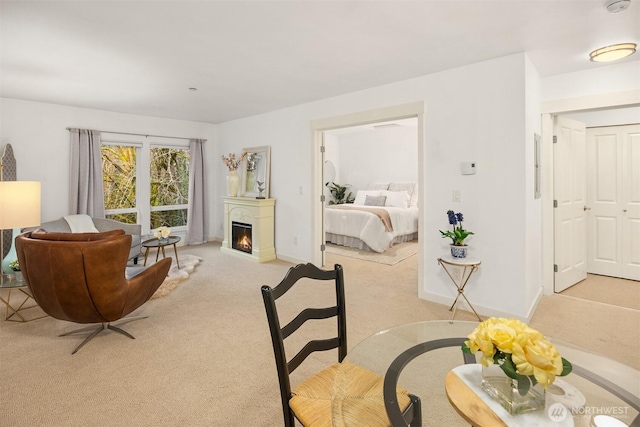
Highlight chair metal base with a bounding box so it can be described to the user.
[59,316,148,355]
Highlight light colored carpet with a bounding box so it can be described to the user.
[325,240,418,265]
[560,273,640,310]
[149,254,202,299]
[0,241,638,427]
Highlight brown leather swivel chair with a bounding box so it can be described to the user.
[15,229,171,354]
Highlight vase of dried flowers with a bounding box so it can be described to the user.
[227,170,240,197]
[221,152,247,197]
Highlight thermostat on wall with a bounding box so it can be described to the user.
[461,162,477,175]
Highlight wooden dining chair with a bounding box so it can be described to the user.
[261,263,422,427]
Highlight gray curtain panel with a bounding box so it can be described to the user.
[186,139,208,245]
[69,128,105,217]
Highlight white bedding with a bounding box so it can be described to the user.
[325,205,418,253]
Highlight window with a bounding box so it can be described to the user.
[101,135,190,235]
[150,147,189,229]
[102,144,138,224]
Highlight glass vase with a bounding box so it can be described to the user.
[246,170,256,192]
[481,364,545,414]
[13,271,25,284]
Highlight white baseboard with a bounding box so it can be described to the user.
[423,288,544,323]
[273,253,305,265]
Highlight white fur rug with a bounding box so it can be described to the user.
[149,254,202,299]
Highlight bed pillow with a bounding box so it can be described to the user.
[389,183,418,208]
[381,190,410,208]
[354,190,381,205]
[364,195,387,207]
[366,183,389,191]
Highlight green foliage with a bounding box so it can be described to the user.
[561,357,573,376]
[150,148,190,207]
[102,146,137,213]
[149,148,190,229]
[102,146,190,228]
[325,182,354,205]
[440,227,474,245]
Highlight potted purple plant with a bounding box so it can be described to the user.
[440,210,474,258]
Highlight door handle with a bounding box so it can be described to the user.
[623,209,627,213]
[584,206,591,211]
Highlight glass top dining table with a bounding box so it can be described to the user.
[344,320,640,427]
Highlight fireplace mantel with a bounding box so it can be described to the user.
[221,197,276,262]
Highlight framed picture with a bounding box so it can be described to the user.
[241,145,271,198]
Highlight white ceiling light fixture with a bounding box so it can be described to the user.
[604,0,631,13]
[589,43,637,62]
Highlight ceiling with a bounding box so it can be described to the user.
[1,1,638,124]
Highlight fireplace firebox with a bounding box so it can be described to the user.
[232,221,252,254]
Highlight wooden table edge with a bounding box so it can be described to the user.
[445,369,507,427]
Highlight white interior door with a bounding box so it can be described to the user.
[554,116,587,292]
[622,126,640,280]
[587,124,640,280]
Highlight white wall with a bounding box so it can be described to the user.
[0,99,217,235]
[325,124,418,194]
[524,55,543,316]
[542,61,640,101]
[562,106,640,127]
[218,53,540,319]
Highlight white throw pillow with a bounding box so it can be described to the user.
[354,190,381,205]
[381,190,410,208]
[63,214,99,233]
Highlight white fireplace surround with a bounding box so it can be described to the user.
[221,197,276,262]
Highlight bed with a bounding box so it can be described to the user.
[324,182,419,253]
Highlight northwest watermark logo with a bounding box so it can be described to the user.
[548,403,630,423]
[548,403,569,423]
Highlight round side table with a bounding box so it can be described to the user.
[437,255,482,321]
[142,236,181,268]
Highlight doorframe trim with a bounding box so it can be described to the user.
[541,89,640,295]
[310,101,426,267]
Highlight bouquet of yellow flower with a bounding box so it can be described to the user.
[462,317,572,395]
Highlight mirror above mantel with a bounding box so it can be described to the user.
[241,146,270,199]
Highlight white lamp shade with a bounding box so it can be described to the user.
[0,181,41,229]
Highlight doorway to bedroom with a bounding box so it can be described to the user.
[322,118,419,265]
[310,101,425,282]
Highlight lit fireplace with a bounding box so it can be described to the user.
[232,222,252,254]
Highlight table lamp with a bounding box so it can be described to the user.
[0,181,41,274]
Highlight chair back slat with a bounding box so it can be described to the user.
[288,337,341,373]
[270,263,339,299]
[281,306,339,339]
